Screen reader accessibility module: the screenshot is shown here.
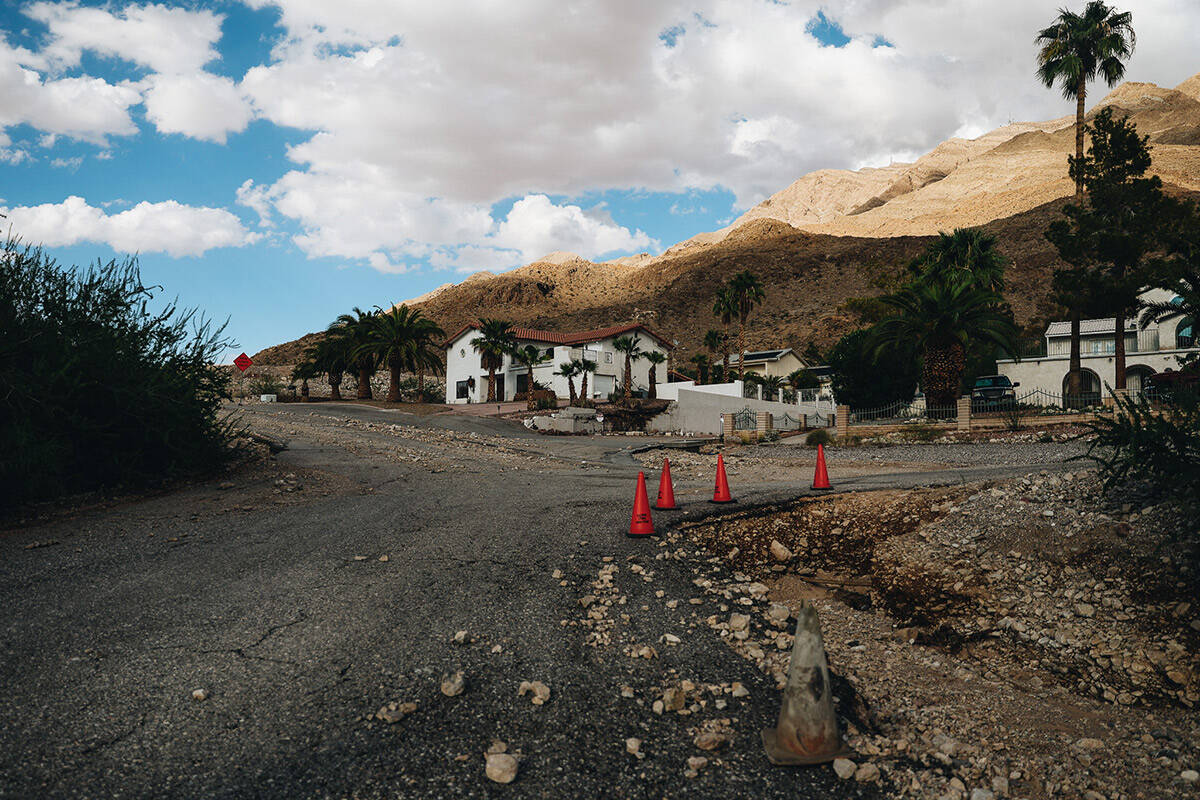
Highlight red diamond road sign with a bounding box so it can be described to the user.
[234,352,253,372]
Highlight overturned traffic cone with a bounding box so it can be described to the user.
[628,471,655,537]
[762,602,850,765]
[709,453,734,504]
[811,443,832,490]
[654,459,679,510]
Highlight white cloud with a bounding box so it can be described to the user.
[0,45,140,145]
[143,72,253,143]
[493,195,655,263]
[1,196,259,258]
[238,0,1200,222]
[26,2,223,74]
[0,147,31,165]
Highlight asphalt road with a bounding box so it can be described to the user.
[0,403,1077,799]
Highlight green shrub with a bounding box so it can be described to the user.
[249,373,283,396]
[899,425,945,442]
[0,241,240,508]
[805,428,833,446]
[1082,390,1200,516]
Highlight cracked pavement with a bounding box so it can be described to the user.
[0,402,1079,798]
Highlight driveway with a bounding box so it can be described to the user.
[0,402,1077,798]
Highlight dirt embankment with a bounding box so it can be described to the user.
[674,471,1198,799]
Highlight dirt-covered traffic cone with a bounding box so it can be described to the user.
[654,459,679,510]
[709,453,734,504]
[628,471,654,537]
[811,443,832,490]
[762,602,850,765]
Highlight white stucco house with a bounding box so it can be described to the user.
[443,323,672,404]
[997,288,1197,399]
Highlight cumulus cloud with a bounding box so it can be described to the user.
[1,196,259,258]
[239,0,1200,219]
[0,45,141,145]
[143,72,253,143]
[26,1,223,74]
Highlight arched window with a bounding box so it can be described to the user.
[1177,316,1194,349]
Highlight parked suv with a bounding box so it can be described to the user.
[971,375,1018,409]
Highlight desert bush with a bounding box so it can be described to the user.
[1082,391,1200,518]
[806,428,834,446]
[0,241,240,508]
[248,373,283,396]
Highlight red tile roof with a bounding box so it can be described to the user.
[445,322,672,349]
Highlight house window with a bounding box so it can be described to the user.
[604,352,613,364]
[455,380,470,399]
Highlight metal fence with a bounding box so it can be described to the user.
[849,399,957,425]
[971,388,1103,416]
[731,407,756,430]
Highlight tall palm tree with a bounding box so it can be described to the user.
[1037,2,1135,396]
[360,305,439,403]
[612,335,644,404]
[643,350,667,399]
[703,329,725,382]
[727,271,766,380]
[711,291,736,380]
[872,280,1018,409]
[575,358,597,406]
[689,353,710,384]
[511,344,553,410]
[556,361,580,405]
[470,318,517,403]
[329,307,378,400]
[1036,2,1136,200]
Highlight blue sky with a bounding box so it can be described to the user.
[1,1,1196,359]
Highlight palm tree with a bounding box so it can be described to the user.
[512,344,553,410]
[360,305,440,403]
[329,307,378,400]
[407,313,446,398]
[726,271,766,380]
[470,318,517,403]
[611,335,644,404]
[915,228,1007,292]
[711,291,736,380]
[1036,2,1136,199]
[308,336,350,401]
[787,368,820,391]
[575,358,597,406]
[703,329,725,382]
[872,280,1018,409]
[643,350,667,399]
[689,353,710,384]
[1036,1,1135,397]
[291,359,318,402]
[555,361,580,406]
[758,374,786,402]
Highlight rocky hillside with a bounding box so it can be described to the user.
[255,72,1200,365]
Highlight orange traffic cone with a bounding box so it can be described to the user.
[654,459,679,510]
[811,444,832,490]
[628,471,655,537]
[710,453,734,504]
